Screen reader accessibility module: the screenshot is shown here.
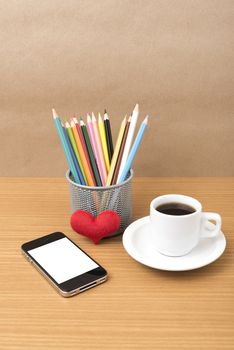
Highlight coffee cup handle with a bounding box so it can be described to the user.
[201,212,222,238]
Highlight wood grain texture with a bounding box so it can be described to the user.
[0,177,233,350]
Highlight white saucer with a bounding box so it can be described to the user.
[122,216,226,271]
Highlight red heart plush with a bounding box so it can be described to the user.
[70,210,121,244]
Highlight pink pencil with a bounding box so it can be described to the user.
[91,113,107,184]
[87,114,105,185]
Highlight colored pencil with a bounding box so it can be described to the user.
[80,119,102,187]
[87,114,105,185]
[111,116,131,185]
[53,104,148,188]
[117,103,139,183]
[98,113,110,172]
[117,116,149,184]
[106,117,127,186]
[104,110,114,162]
[70,120,95,186]
[92,113,107,183]
[73,117,96,186]
[52,109,80,184]
[65,122,87,185]
[62,124,83,184]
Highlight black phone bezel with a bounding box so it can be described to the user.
[21,232,107,293]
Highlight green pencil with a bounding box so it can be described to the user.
[80,119,102,187]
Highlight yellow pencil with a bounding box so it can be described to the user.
[98,113,110,172]
[106,117,127,186]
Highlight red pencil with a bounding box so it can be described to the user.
[72,116,96,186]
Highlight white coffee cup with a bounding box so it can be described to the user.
[150,194,222,257]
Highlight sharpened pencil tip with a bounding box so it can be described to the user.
[87,114,91,123]
[104,113,109,121]
[92,113,96,122]
[133,104,139,113]
[65,121,70,128]
[52,108,58,119]
[104,109,107,114]
[143,115,149,124]
[98,113,102,122]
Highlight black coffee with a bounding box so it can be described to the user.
[156,202,196,216]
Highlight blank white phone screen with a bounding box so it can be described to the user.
[28,237,98,284]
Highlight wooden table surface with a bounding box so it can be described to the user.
[0,177,233,350]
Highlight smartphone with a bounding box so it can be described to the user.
[21,232,108,297]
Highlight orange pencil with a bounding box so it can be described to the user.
[70,120,95,186]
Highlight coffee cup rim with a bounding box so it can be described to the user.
[150,194,202,217]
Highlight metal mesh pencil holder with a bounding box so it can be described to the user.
[66,169,133,236]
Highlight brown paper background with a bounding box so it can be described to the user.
[0,0,233,177]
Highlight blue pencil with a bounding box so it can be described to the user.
[52,109,80,184]
[117,116,149,184]
[62,126,86,185]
